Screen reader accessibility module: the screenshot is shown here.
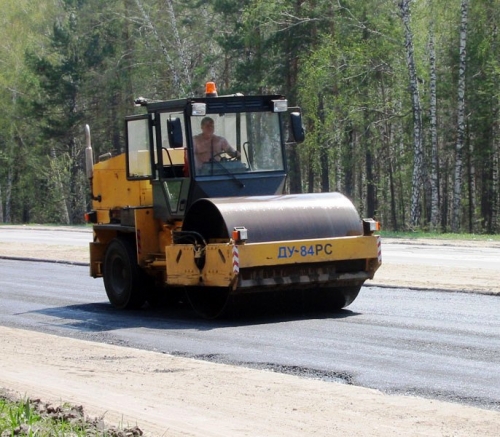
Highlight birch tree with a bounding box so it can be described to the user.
[133,0,187,95]
[451,0,469,233]
[399,0,424,228]
[428,16,440,229]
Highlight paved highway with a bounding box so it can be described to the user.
[0,258,498,411]
[2,226,500,272]
[382,241,500,270]
[0,226,91,246]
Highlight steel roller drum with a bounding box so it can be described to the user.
[182,192,363,243]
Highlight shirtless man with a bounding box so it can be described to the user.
[193,116,240,170]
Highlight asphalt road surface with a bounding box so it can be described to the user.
[0,258,498,412]
[0,226,91,246]
[2,226,500,272]
[382,241,500,270]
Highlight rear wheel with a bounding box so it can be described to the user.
[103,238,146,309]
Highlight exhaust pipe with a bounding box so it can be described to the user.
[85,124,94,179]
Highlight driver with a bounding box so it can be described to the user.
[193,116,240,170]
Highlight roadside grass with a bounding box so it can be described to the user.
[0,394,142,436]
[379,230,500,242]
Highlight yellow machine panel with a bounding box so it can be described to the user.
[165,245,201,285]
[91,154,153,216]
[134,208,161,265]
[237,235,380,269]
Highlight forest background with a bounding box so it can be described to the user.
[0,0,498,233]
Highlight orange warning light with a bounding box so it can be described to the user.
[205,82,218,97]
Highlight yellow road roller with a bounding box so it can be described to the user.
[84,83,381,318]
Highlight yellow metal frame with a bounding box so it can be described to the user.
[91,154,153,214]
[165,235,381,288]
[164,245,200,285]
[237,235,379,268]
[134,208,160,266]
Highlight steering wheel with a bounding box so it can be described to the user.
[210,152,238,162]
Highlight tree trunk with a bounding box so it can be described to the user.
[389,158,398,231]
[51,147,71,225]
[468,139,475,233]
[283,0,302,194]
[344,125,355,200]
[400,0,424,228]
[318,97,329,192]
[5,165,13,224]
[451,0,469,233]
[493,131,499,232]
[441,158,450,230]
[123,0,135,101]
[491,22,500,233]
[363,109,375,218]
[165,0,193,92]
[366,145,375,218]
[287,144,302,194]
[68,136,87,225]
[428,23,440,230]
[133,0,185,95]
[308,156,315,193]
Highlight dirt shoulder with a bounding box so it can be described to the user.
[2,326,499,437]
[0,232,499,436]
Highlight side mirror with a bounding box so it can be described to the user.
[290,112,305,143]
[167,117,183,148]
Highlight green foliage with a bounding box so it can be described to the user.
[0,397,41,434]
[0,0,499,233]
[0,395,139,436]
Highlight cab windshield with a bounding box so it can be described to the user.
[190,112,284,176]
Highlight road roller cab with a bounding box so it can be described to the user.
[124,87,303,222]
[85,83,381,318]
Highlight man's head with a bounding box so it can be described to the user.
[199,116,215,138]
[200,116,215,133]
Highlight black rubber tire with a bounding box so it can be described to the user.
[321,285,362,310]
[103,238,146,309]
[146,285,184,308]
[185,286,231,319]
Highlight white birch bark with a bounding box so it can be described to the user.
[400,0,424,228]
[165,0,193,91]
[428,22,440,230]
[133,0,185,95]
[451,0,469,233]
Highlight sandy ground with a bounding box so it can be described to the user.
[1,235,500,436]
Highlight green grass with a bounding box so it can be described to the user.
[0,398,39,435]
[379,230,500,241]
[0,395,142,436]
[0,397,84,437]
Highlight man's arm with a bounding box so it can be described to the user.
[220,137,240,158]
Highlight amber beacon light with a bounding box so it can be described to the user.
[205,81,218,97]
